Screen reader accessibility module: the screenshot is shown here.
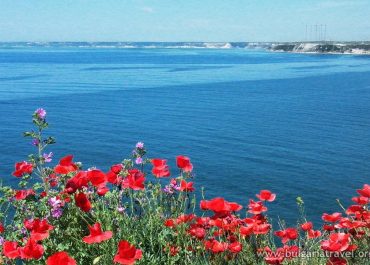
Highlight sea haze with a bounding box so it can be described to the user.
[0,44,370,224]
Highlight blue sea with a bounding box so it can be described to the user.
[1,42,370,225]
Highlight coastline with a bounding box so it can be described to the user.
[268,42,370,56]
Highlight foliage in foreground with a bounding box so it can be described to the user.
[0,109,369,265]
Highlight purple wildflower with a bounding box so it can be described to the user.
[136,142,144,149]
[117,207,125,213]
[51,208,63,219]
[135,157,143,165]
[32,138,40,146]
[43,152,53,163]
[35,108,46,119]
[48,197,61,208]
[0,236,4,246]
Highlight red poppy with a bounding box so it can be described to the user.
[151,159,170,178]
[176,155,193,172]
[228,241,242,253]
[301,222,313,231]
[0,222,4,233]
[204,239,228,253]
[14,189,35,200]
[113,240,143,265]
[24,219,54,241]
[346,205,364,215]
[75,192,92,212]
[274,228,298,244]
[19,237,44,260]
[2,241,20,259]
[253,223,271,235]
[256,190,276,202]
[88,169,107,187]
[188,225,206,240]
[327,257,347,265]
[164,219,176,228]
[46,251,76,265]
[357,184,370,198]
[200,197,242,217]
[321,233,351,252]
[179,180,194,192]
[54,155,78,174]
[12,161,33,177]
[97,185,109,196]
[322,212,342,223]
[83,223,113,244]
[65,171,89,194]
[308,229,322,239]
[107,164,123,184]
[247,200,267,215]
[122,169,145,190]
[240,225,254,237]
[352,196,369,205]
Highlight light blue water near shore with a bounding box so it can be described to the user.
[1,45,370,224]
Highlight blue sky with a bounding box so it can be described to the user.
[0,0,369,42]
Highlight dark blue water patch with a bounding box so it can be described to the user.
[82,66,170,71]
[168,65,232,72]
[0,74,50,81]
[1,71,369,225]
[289,65,339,70]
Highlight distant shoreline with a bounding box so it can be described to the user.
[0,41,370,55]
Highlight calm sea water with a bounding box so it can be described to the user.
[1,45,370,224]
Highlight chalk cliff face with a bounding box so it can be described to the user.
[270,42,370,54]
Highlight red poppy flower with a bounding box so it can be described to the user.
[164,219,176,228]
[321,233,351,252]
[113,240,143,265]
[274,228,298,244]
[323,224,335,231]
[228,241,242,253]
[19,237,44,260]
[75,192,92,212]
[352,196,369,205]
[247,200,267,215]
[12,161,33,177]
[322,212,342,223]
[204,239,228,253]
[301,222,313,231]
[0,223,4,233]
[46,251,76,265]
[122,169,145,190]
[54,155,78,174]
[24,219,54,241]
[107,164,123,184]
[188,225,206,240]
[176,155,193,172]
[151,159,170,178]
[2,241,20,259]
[88,169,107,187]
[240,225,254,237]
[179,180,194,192]
[200,197,242,217]
[308,229,322,239]
[65,171,89,194]
[256,190,276,202]
[357,184,370,198]
[14,189,35,200]
[97,185,109,196]
[327,257,347,265]
[346,205,364,215]
[253,223,271,235]
[83,223,113,244]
